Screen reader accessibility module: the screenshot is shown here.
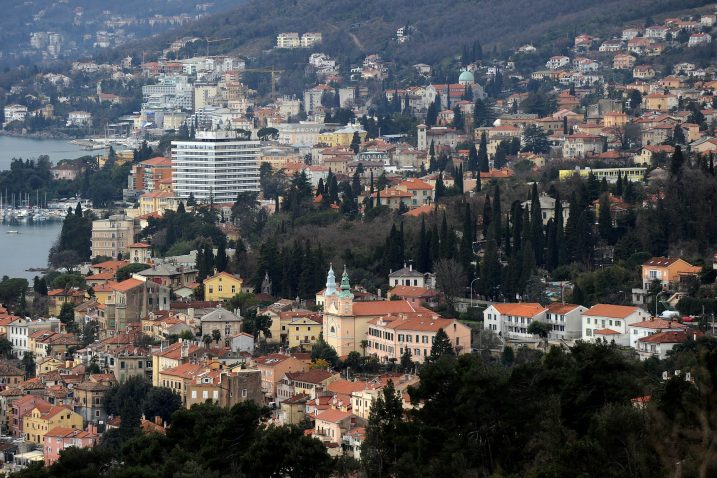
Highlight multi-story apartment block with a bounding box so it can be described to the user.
[172,130,260,203]
[91,215,140,259]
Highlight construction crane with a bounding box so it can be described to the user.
[240,67,285,101]
[203,37,231,57]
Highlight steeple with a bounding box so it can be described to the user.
[338,265,353,299]
[325,264,337,296]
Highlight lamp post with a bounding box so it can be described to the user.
[470,277,480,308]
[655,290,668,317]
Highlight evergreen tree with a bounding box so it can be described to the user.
[492,184,502,242]
[545,218,558,271]
[215,241,228,273]
[598,193,613,244]
[670,145,685,179]
[575,210,595,266]
[177,201,186,214]
[510,201,523,257]
[417,217,430,273]
[429,329,455,360]
[187,192,196,207]
[615,172,623,197]
[435,173,446,201]
[440,213,450,258]
[455,164,464,193]
[482,195,492,239]
[529,183,545,266]
[430,223,440,265]
[478,132,489,172]
[480,220,502,299]
[452,106,464,130]
[460,203,474,273]
[467,144,479,172]
[562,192,579,265]
[316,178,325,197]
[350,132,361,154]
[351,171,362,199]
[362,381,404,477]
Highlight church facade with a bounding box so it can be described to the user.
[322,266,425,357]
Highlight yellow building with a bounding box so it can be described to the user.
[287,316,323,350]
[317,124,367,148]
[23,403,83,445]
[204,272,243,301]
[138,190,180,216]
[559,167,646,183]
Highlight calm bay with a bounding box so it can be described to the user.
[0,136,89,280]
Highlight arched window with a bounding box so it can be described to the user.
[330,326,335,334]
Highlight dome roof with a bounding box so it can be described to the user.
[458,70,475,83]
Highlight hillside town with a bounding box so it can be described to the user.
[2,4,717,477]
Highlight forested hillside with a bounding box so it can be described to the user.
[117,0,714,65]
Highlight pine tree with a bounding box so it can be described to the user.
[429,329,455,360]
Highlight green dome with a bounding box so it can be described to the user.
[458,70,475,83]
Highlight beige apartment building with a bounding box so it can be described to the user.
[91,215,139,259]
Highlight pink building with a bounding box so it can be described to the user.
[11,395,47,438]
[366,312,472,363]
[44,425,99,465]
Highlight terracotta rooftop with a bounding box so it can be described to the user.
[585,304,640,319]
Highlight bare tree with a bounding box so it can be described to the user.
[434,258,467,309]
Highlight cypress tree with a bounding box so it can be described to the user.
[177,201,186,214]
[430,223,440,264]
[597,193,613,244]
[545,218,558,271]
[75,202,82,218]
[316,178,325,197]
[615,172,623,197]
[467,144,479,172]
[510,201,523,257]
[529,183,544,266]
[417,217,430,272]
[480,220,502,299]
[460,203,474,273]
[554,192,564,265]
[520,239,535,294]
[478,132,489,172]
[482,195,492,239]
[455,164,464,194]
[215,241,228,273]
[563,192,579,264]
[600,176,608,193]
[492,184,502,240]
[440,212,450,258]
[435,173,446,201]
[575,209,595,266]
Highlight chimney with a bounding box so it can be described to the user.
[409,263,412,271]
[154,416,162,426]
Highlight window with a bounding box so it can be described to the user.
[414,349,420,356]
[218,286,223,292]
[242,389,247,398]
[191,391,197,399]
[202,391,209,399]
[231,285,236,293]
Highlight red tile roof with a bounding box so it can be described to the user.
[585,304,640,319]
[352,300,418,316]
[491,303,546,317]
[315,409,353,423]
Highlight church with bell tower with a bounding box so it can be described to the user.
[322,265,424,357]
